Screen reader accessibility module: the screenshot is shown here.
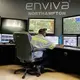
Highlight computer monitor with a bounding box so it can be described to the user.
[45,36,59,45]
[0,34,1,43]
[78,36,80,47]
[63,36,77,47]
[63,16,80,34]
[0,16,1,27]
[1,34,13,43]
[1,18,28,34]
[29,18,55,34]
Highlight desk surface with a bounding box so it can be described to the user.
[0,43,15,46]
[57,46,80,51]
[0,43,80,51]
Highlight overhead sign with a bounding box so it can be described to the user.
[25,1,70,16]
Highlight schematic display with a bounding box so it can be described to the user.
[63,16,80,34]
[63,37,77,46]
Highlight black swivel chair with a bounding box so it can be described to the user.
[13,32,46,79]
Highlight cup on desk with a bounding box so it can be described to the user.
[56,44,64,48]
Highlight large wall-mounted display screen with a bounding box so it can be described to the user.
[63,36,77,47]
[1,18,27,34]
[63,16,80,34]
[29,19,55,34]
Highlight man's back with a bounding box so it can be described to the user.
[31,34,56,49]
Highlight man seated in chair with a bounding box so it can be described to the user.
[30,28,64,67]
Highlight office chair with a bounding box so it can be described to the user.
[13,32,45,79]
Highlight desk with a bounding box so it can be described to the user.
[0,44,80,74]
[0,44,16,65]
[46,47,80,74]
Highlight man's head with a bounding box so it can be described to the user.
[38,28,47,37]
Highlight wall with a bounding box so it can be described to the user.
[0,0,80,35]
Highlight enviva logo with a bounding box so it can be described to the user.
[26,1,70,11]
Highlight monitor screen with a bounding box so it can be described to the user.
[1,18,27,34]
[63,36,77,46]
[0,17,1,27]
[78,37,80,47]
[45,36,58,45]
[0,34,1,43]
[63,16,80,34]
[29,19,55,34]
[1,34,13,43]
